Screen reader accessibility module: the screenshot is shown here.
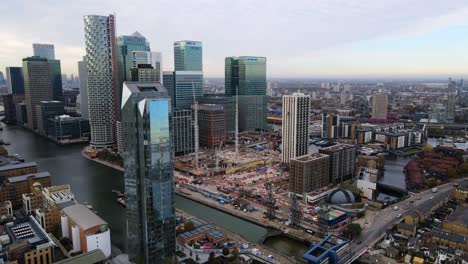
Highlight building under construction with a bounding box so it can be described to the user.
[198,104,226,149]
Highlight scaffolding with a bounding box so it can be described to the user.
[289,195,301,227]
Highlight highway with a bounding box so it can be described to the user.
[338,180,459,264]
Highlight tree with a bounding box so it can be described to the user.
[426,177,437,188]
[222,248,230,256]
[344,223,362,239]
[183,221,195,232]
[422,145,433,153]
[447,167,458,178]
[460,162,468,175]
[232,247,240,259]
[208,252,216,263]
[0,146,8,156]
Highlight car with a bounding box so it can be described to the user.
[397,213,402,218]
[430,196,434,200]
[409,200,415,204]
[417,197,422,200]
[356,240,362,244]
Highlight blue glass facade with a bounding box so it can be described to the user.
[117,33,150,84]
[174,41,202,71]
[174,71,203,109]
[122,82,175,264]
[6,67,24,95]
[48,59,63,101]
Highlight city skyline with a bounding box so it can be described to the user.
[2,1,468,78]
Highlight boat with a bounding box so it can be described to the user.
[117,197,126,208]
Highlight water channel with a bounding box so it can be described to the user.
[0,125,309,259]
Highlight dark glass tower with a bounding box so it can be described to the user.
[6,67,25,95]
[122,82,175,263]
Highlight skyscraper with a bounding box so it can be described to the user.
[173,71,203,109]
[371,92,388,119]
[32,43,55,60]
[117,32,150,84]
[130,64,160,83]
[282,93,310,163]
[319,144,356,184]
[83,14,118,147]
[132,51,162,82]
[289,153,330,195]
[6,67,25,95]
[48,59,63,101]
[174,41,202,71]
[225,56,267,131]
[322,112,340,139]
[198,104,226,149]
[77,56,89,120]
[446,79,456,124]
[22,57,54,130]
[122,82,175,263]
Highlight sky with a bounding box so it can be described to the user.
[2,0,468,78]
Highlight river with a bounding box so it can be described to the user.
[0,125,309,259]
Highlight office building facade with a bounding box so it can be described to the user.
[32,43,55,60]
[23,57,54,130]
[198,104,226,149]
[117,32,150,84]
[122,82,175,263]
[172,109,194,156]
[446,79,456,124]
[174,41,202,71]
[225,56,267,131]
[371,92,388,119]
[35,101,65,135]
[84,14,118,147]
[130,64,160,83]
[322,112,340,139]
[319,144,356,184]
[2,94,17,124]
[173,71,203,109]
[290,153,330,195]
[133,51,162,82]
[199,95,235,131]
[46,115,90,144]
[48,59,63,101]
[282,93,310,163]
[6,67,25,95]
[77,56,89,120]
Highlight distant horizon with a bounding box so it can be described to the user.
[3,1,468,78]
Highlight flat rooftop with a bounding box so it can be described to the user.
[320,143,355,152]
[62,204,107,231]
[293,152,329,162]
[7,171,50,183]
[4,216,49,247]
[0,162,37,172]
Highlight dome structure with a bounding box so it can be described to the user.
[327,189,355,204]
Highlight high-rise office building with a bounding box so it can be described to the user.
[48,59,63,101]
[77,56,89,120]
[117,32,150,84]
[371,92,388,119]
[172,71,203,109]
[319,144,356,184]
[282,93,310,163]
[322,112,340,139]
[163,71,175,108]
[2,94,16,124]
[0,72,5,85]
[199,95,235,131]
[174,41,202,71]
[198,104,226,149]
[172,109,194,156]
[83,14,118,147]
[122,82,175,263]
[225,56,267,131]
[32,43,55,60]
[130,64,160,83]
[132,51,162,82]
[6,67,25,95]
[289,153,330,195]
[23,57,54,130]
[446,79,456,124]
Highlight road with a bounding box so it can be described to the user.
[339,180,459,264]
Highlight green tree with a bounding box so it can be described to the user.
[447,167,458,178]
[183,221,195,232]
[0,146,8,156]
[460,162,468,175]
[344,223,362,239]
[422,145,433,153]
[426,177,437,188]
[232,247,240,259]
[222,248,230,256]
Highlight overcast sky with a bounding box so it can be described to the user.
[2,0,468,78]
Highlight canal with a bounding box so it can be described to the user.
[0,125,309,259]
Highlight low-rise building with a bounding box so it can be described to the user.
[1,172,51,208]
[0,162,38,182]
[356,167,378,200]
[46,115,90,144]
[442,205,468,235]
[431,227,468,251]
[452,180,468,202]
[61,204,111,257]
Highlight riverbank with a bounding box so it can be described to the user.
[81,148,124,172]
[176,186,320,245]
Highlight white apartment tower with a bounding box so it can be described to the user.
[83,15,118,147]
[282,92,310,163]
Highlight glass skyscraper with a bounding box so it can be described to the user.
[132,51,162,82]
[83,14,118,147]
[6,67,24,95]
[174,41,202,71]
[48,59,63,101]
[117,32,150,84]
[77,56,89,120]
[32,43,55,60]
[225,56,267,131]
[122,82,175,264]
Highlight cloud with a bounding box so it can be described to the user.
[1,0,468,77]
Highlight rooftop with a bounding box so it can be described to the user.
[62,204,107,231]
[293,152,329,162]
[4,216,50,247]
[446,205,468,226]
[0,162,37,172]
[54,249,106,264]
[320,143,355,153]
[7,171,50,183]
